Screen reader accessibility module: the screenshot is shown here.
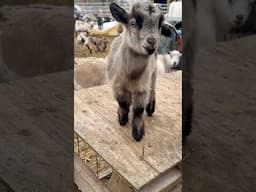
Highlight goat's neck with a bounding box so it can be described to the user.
[119,38,151,78]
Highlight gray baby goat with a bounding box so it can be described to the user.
[107,2,165,141]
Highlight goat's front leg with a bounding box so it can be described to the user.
[85,44,92,54]
[132,91,148,142]
[116,89,132,126]
[146,71,156,116]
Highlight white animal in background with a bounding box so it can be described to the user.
[76,32,93,54]
[169,50,182,69]
[157,54,172,74]
[75,20,94,37]
[76,33,109,53]
[157,50,182,74]
[76,32,89,44]
[75,20,94,32]
[90,37,109,52]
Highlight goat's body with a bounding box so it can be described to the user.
[107,33,156,95]
[107,31,157,141]
[75,20,93,33]
[76,32,93,54]
[90,37,109,52]
[107,2,163,141]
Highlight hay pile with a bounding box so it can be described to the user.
[74,134,111,179]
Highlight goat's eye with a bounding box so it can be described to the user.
[130,20,136,28]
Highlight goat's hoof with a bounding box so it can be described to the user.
[118,109,128,126]
[146,99,155,116]
[132,119,145,142]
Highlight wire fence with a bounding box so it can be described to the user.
[75,2,168,17]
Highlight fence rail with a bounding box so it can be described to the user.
[75,2,168,17]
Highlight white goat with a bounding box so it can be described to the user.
[157,50,182,74]
[76,32,93,54]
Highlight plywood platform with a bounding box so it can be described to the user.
[74,72,182,191]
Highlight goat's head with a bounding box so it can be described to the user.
[169,50,182,69]
[110,2,164,56]
[228,0,255,28]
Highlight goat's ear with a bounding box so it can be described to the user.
[109,3,129,24]
[161,23,173,36]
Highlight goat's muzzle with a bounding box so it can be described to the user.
[144,37,157,55]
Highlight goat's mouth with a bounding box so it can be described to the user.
[143,46,156,55]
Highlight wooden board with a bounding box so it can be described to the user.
[75,72,182,190]
[139,168,181,192]
[171,184,182,192]
[0,71,73,192]
[106,170,136,192]
[74,155,110,192]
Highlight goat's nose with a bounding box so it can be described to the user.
[147,37,156,46]
[236,14,244,21]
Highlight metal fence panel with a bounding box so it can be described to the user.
[75,2,168,17]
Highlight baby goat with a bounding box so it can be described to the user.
[76,32,93,54]
[107,2,165,141]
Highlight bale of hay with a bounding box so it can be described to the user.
[74,57,106,89]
